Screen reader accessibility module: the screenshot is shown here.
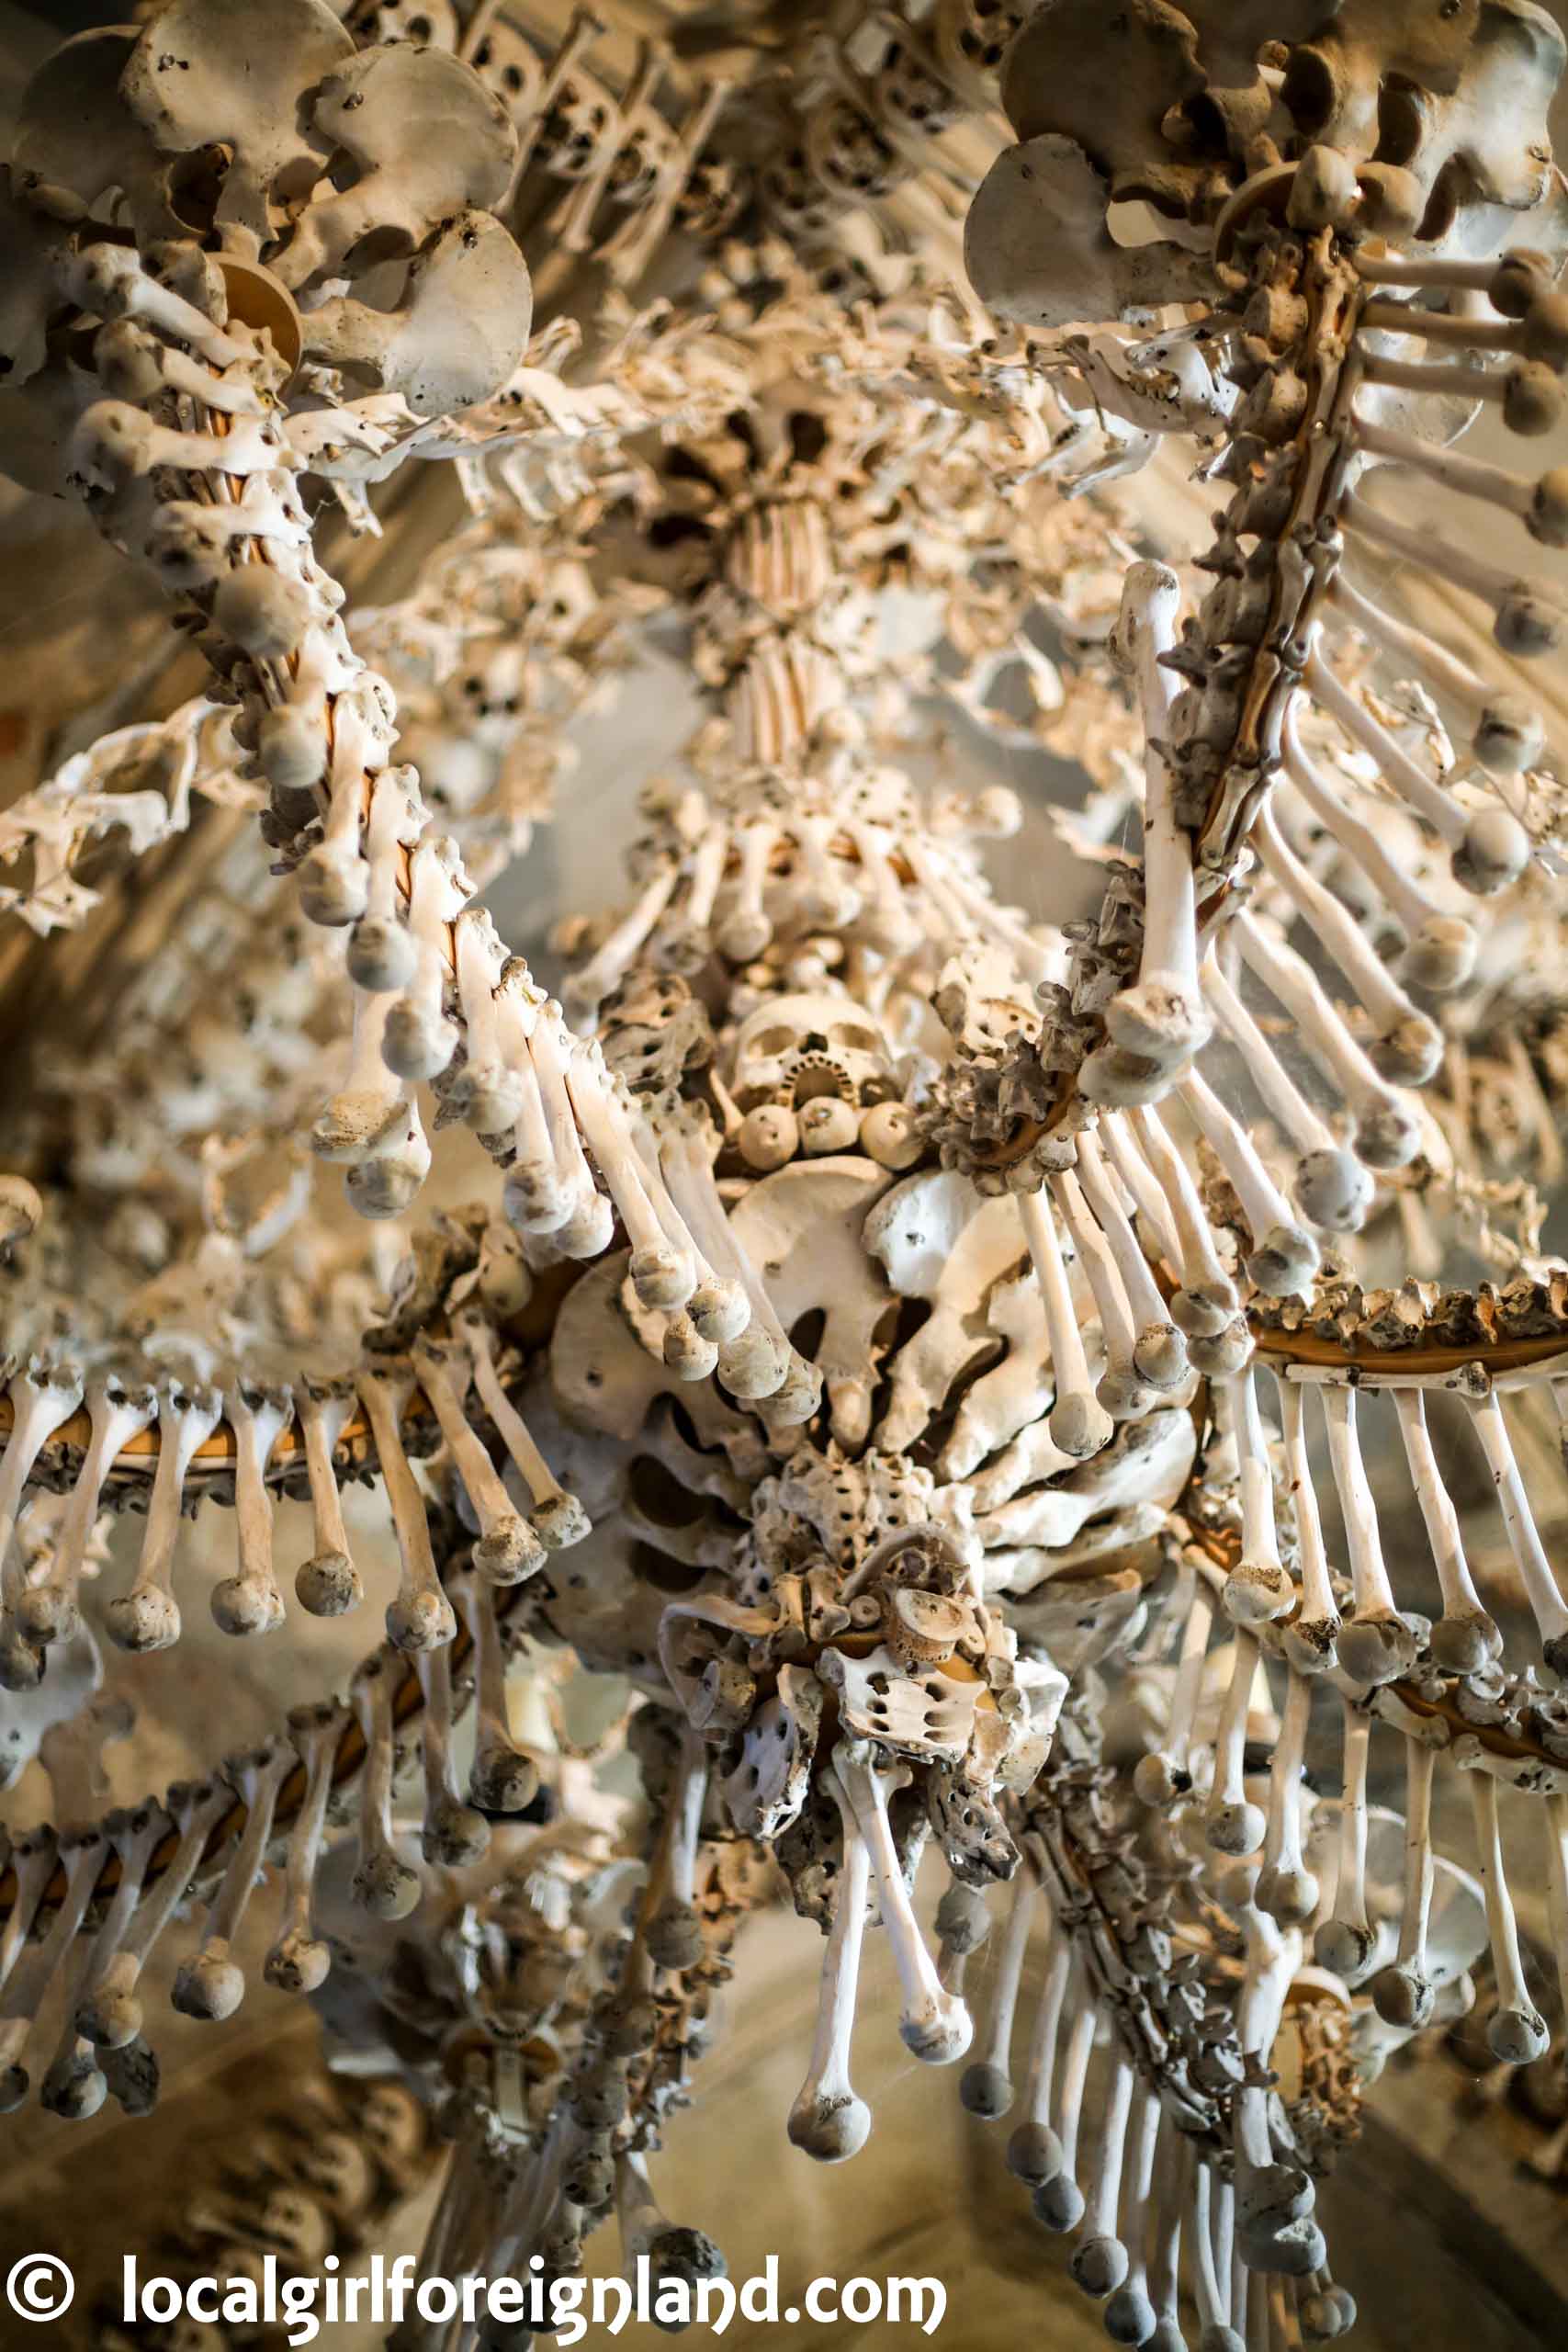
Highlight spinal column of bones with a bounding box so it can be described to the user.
[1,4,1568,2348]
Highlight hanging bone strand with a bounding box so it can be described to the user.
[0,0,682,1242]
[949,0,1568,1176]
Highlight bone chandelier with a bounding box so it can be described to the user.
[0,1,1567,2347]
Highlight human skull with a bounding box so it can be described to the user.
[874,30,965,140]
[344,0,457,50]
[933,0,1032,85]
[607,114,676,209]
[807,96,902,202]
[533,72,619,180]
[728,991,897,1111]
[466,19,546,123]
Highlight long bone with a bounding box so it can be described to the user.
[211,1382,292,1636]
[1201,950,1372,1238]
[629,1125,748,1380]
[1127,1104,1244,1352]
[960,1846,1036,2119]
[659,1131,805,1408]
[455,1567,539,1815]
[561,857,681,1025]
[349,1657,422,1922]
[1328,554,1548,776]
[357,1363,457,1652]
[1206,1630,1265,1859]
[514,991,615,1257]
[293,1379,362,1616]
[1134,1565,1216,1808]
[107,1382,223,1652]
[1279,695,1477,991]
[1233,912,1420,1173]
[0,1360,85,1679]
[1314,1698,1374,1985]
[1355,352,1564,437]
[68,1803,163,2052]
[1050,1166,1156,1423]
[171,1743,292,2021]
[457,1313,591,1548]
[297,704,376,931]
[382,834,463,1084]
[1070,2037,1134,2299]
[1350,248,1557,303]
[0,1831,105,2109]
[497,989,577,1235]
[1103,2081,1162,2346]
[1007,1911,1071,2186]
[1016,1188,1113,1459]
[1091,558,1209,1090]
[1318,1385,1416,1685]
[1233,1904,1323,2279]
[1178,1069,1320,1299]
[1463,1388,1568,1669]
[347,767,420,994]
[1362,287,1568,365]
[639,1722,708,1973]
[1469,1770,1549,2064]
[563,1043,697,1312]
[0,1834,58,2001]
[1544,1796,1568,2068]
[1305,640,1532,895]
[1100,1111,1181,1272]
[1145,2117,1188,2352]
[935,1880,990,2001]
[1393,1388,1501,1673]
[829,1742,971,2065]
[1337,497,1567,666]
[1033,1967,1095,2234]
[412,1337,540,1582]
[789,1773,873,2164]
[17,1377,156,1647]
[76,1780,230,2048]
[263,1702,343,1994]
[413,1642,490,1869]
[1352,417,1568,561]
[1191,2161,1239,2352]
[1274,1373,1337,1675]
[451,906,525,1134]
[1076,1132,1188,1388]
[39,1939,107,2121]
[1223,1368,1294,1626]
[1251,798,1441,1087]
[1371,1737,1437,2030]
[1256,1669,1318,1929]
[311,985,409,1171]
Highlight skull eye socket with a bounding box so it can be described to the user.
[745,1024,796,1058]
[830,1022,881,1055]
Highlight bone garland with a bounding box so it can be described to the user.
[0,1293,587,1646]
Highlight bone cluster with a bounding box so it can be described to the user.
[5,4,1568,2346]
